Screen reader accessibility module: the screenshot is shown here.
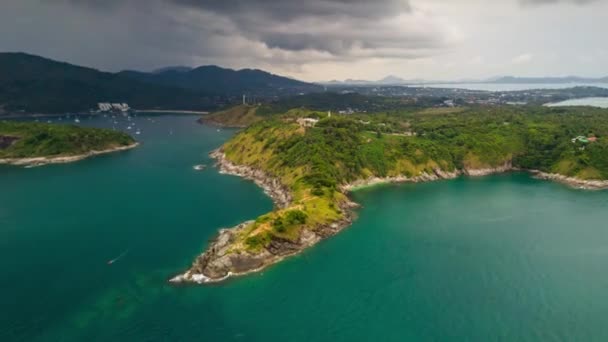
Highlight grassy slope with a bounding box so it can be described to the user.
[200,105,264,127]
[0,121,135,158]
[222,120,347,251]
[215,106,608,253]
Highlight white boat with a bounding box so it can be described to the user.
[135,130,141,135]
[74,118,80,123]
[193,164,206,171]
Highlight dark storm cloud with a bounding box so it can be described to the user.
[0,0,455,77]
[171,0,411,20]
[23,0,447,64]
[163,0,451,58]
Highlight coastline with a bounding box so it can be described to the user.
[171,158,608,285]
[530,170,608,190]
[209,149,292,208]
[0,142,139,167]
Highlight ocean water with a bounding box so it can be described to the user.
[2,115,608,341]
[545,97,608,108]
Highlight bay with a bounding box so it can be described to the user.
[2,115,608,341]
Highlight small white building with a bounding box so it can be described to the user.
[98,103,112,112]
[98,102,130,112]
[297,118,319,128]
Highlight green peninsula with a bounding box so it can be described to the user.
[172,105,608,284]
[0,121,137,166]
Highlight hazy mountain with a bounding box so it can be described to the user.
[0,52,221,114]
[119,65,321,96]
[0,52,320,114]
[323,75,608,86]
[377,75,407,84]
[152,66,193,74]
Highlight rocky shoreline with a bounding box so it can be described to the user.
[209,149,292,208]
[341,161,515,191]
[171,158,607,285]
[530,171,608,190]
[0,142,139,167]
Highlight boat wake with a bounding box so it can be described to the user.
[107,250,129,265]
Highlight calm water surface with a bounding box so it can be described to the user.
[421,82,608,91]
[2,115,608,341]
[546,97,608,108]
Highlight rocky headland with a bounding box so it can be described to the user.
[170,149,356,284]
[0,142,139,167]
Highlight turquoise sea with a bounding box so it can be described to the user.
[2,115,608,341]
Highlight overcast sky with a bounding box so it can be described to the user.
[1,0,606,81]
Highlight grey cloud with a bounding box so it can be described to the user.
[165,0,450,59]
[520,0,598,6]
[0,0,461,83]
[31,0,448,63]
[171,0,411,20]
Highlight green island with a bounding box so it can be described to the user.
[0,121,137,166]
[173,104,608,284]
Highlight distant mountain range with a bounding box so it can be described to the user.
[324,75,608,86]
[0,52,320,114]
[119,65,316,96]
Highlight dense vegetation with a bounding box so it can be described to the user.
[255,92,446,116]
[0,121,135,158]
[216,105,608,253]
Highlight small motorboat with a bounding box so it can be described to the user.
[107,250,128,265]
[193,164,206,171]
